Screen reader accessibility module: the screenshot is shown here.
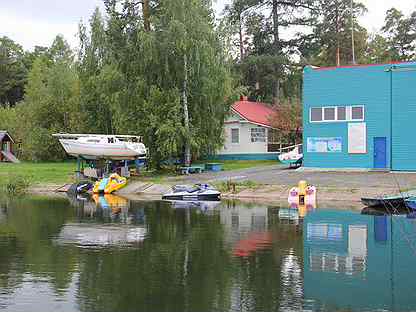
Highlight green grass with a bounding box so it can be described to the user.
[136,160,278,183]
[0,162,76,185]
[213,179,262,193]
[0,159,278,187]
[195,160,278,171]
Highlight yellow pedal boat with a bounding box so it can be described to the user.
[93,173,127,194]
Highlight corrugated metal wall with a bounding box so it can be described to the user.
[303,65,391,169]
[391,66,416,170]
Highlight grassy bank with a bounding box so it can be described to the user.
[0,162,76,185]
[137,160,278,183]
[195,160,277,171]
[0,160,278,187]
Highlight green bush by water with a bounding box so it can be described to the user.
[1,174,32,195]
[214,180,260,193]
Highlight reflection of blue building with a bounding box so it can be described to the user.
[303,209,416,311]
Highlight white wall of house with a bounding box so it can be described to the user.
[219,114,269,155]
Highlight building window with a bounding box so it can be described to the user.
[251,128,266,142]
[310,105,364,123]
[337,106,346,120]
[310,107,322,122]
[231,128,239,144]
[351,106,364,120]
[323,107,336,121]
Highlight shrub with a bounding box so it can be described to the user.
[2,174,32,195]
[214,180,260,193]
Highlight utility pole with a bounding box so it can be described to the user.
[142,0,150,31]
[335,3,340,66]
[272,0,280,104]
[351,0,356,64]
[239,11,244,61]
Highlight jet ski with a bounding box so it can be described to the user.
[162,184,220,201]
[168,200,221,213]
[67,181,93,195]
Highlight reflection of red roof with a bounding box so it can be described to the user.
[232,98,275,127]
[233,232,272,257]
[312,61,411,71]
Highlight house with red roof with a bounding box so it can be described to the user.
[0,131,19,163]
[217,96,281,160]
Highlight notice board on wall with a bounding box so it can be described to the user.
[307,137,342,153]
[348,122,366,153]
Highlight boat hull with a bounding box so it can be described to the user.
[59,139,145,160]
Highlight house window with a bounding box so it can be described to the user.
[323,107,336,121]
[231,128,239,144]
[310,107,323,122]
[351,106,364,120]
[251,128,266,142]
[337,106,346,120]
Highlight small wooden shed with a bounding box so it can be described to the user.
[0,131,19,163]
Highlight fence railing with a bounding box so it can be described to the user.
[267,143,302,153]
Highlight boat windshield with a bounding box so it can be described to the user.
[116,136,141,143]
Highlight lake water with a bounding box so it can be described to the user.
[0,195,416,312]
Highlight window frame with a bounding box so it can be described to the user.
[323,106,337,122]
[336,106,347,121]
[231,128,240,144]
[310,107,323,122]
[351,105,365,121]
[250,127,266,143]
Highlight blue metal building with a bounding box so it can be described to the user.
[303,61,416,170]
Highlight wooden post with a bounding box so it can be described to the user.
[76,157,81,181]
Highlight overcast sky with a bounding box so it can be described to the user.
[1,0,416,50]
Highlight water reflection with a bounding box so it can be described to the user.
[0,196,416,312]
[303,210,416,312]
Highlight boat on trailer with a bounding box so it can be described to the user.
[53,133,147,160]
[278,144,303,167]
[162,184,221,201]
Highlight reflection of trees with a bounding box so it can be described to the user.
[0,197,307,312]
[77,201,232,312]
[0,196,77,295]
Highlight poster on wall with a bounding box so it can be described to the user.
[307,137,342,153]
[348,122,366,153]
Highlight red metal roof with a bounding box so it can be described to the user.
[232,97,275,127]
[312,61,411,71]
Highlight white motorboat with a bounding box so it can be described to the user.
[55,223,147,247]
[53,133,147,160]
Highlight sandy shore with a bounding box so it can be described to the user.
[28,180,400,209]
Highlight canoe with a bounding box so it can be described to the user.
[361,195,406,208]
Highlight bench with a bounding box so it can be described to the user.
[179,165,205,175]
[205,163,223,172]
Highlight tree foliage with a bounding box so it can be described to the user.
[1,1,416,163]
[381,8,416,61]
[76,0,234,167]
[0,37,27,106]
